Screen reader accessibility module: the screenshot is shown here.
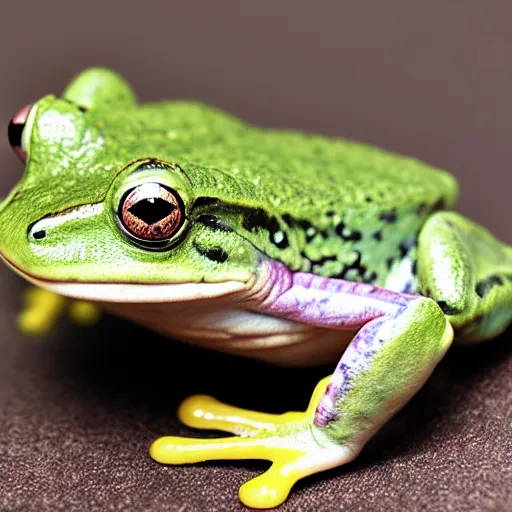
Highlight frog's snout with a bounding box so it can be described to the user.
[8,103,32,163]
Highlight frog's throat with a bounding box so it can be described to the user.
[25,278,251,303]
[0,253,254,303]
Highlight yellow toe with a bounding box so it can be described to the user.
[150,435,284,464]
[18,288,66,335]
[239,465,299,509]
[178,394,294,436]
[68,301,101,326]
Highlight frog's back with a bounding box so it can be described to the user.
[132,101,459,216]
[231,127,458,214]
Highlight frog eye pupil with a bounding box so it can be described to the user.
[128,197,176,225]
[8,120,24,148]
[119,182,184,243]
[8,103,32,163]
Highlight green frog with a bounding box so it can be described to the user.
[1,68,511,509]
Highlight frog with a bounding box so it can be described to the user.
[1,68,511,509]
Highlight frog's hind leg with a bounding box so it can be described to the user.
[417,211,512,342]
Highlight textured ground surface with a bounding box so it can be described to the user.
[0,265,511,511]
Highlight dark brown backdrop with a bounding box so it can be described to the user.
[0,2,511,511]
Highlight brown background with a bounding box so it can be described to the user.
[0,2,511,511]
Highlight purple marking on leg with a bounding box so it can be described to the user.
[248,259,419,427]
[314,316,390,425]
[254,260,411,329]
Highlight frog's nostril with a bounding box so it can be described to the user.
[32,230,46,240]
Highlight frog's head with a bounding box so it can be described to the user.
[0,68,260,302]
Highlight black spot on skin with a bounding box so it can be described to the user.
[335,251,376,283]
[436,300,463,316]
[283,214,312,232]
[398,236,417,258]
[282,214,295,227]
[282,213,329,243]
[196,214,233,232]
[398,242,409,258]
[412,260,418,276]
[365,271,378,284]
[326,210,336,217]
[475,275,505,298]
[432,197,446,212]
[365,196,373,203]
[301,252,337,267]
[386,257,394,270]
[305,230,316,244]
[77,105,87,113]
[243,208,278,233]
[335,222,362,242]
[379,209,398,223]
[194,242,228,263]
[298,220,314,231]
[272,231,289,249]
[241,208,292,249]
[192,196,219,209]
[417,202,428,215]
[32,230,46,240]
[373,231,383,242]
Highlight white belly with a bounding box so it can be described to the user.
[102,300,354,367]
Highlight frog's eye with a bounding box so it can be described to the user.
[8,103,32,162]
[118,182,185,246]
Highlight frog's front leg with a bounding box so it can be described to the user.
[18,286,101,335]
[150,262,453,509]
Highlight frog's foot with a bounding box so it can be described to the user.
[150,377,354,509]
[18,286,101,335]
[68,300,102,327]
[18,287,67,335]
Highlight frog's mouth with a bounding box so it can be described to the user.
[0,253,253,304]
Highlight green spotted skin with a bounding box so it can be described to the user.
[1,71,457,292]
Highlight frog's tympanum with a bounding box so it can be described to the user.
[2,69,511,508]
